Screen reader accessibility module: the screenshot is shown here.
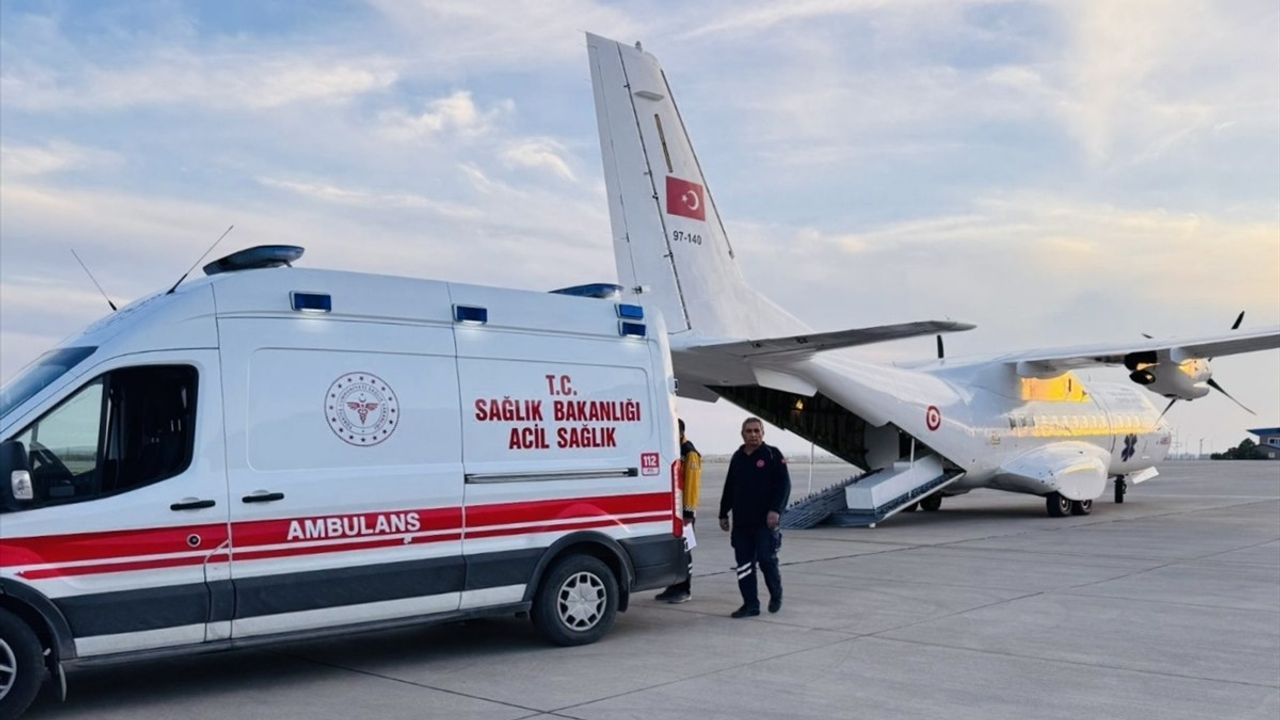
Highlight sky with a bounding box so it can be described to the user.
[2,0,1278,458]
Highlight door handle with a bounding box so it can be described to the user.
[171,498,216,511]
[242,491,285,503]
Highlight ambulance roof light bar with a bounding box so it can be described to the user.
[203,245,304,276]
[549,283,623,299]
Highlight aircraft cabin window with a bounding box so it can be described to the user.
[2,365,198,510]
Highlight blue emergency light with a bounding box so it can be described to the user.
[619,321,647,338]
[454,305,488,325]
[290,292,332,313]
[616,303,644,320]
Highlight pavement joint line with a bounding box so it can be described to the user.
[691,541,925,581]
[1053,535,1280,594]
[1185,536,1280,563]
[640,602,868,634]
[868,634,1280,690]
[1051,588,1280,614]
[854,589,1046,637]
[271,649,547,715]
[908,497,1280,550]
[548,633,864,715]
[781,566,1076,593]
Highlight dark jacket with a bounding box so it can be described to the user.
[718,443,791,528]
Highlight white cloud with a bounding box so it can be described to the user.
[0,141,122,179]
[501,138,576,181]
[1,52,399,112]
[256,177,483,220]
[366,0,641,69]
[378,91,513,143]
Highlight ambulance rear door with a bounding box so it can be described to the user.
[450,286,671,607]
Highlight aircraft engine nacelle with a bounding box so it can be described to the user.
[1126,359,1211,400]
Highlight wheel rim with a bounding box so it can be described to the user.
[1058,497,1071,514]
[557,571,606,631]
[0,637,17,702]
[1080,500,1092,511]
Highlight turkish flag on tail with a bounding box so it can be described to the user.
[666,176,706,221]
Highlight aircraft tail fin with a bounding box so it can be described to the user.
[587,33,806,343]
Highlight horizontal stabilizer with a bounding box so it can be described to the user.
[688,320,976,359]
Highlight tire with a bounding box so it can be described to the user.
[1071,499,1093,516]
[531,554,618,647]
[903,502,919,512]
[1114,478,1126,504]
[0,608,45,720]
[1046,492,1071,518]
[920,495,942,512]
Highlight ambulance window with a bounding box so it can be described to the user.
[5,365,197,508]
[11,379,105,504]
[100,366,198,495]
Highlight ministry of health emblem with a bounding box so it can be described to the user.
[326,372,399,446]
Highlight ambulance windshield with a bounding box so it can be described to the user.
[0,346,97,420]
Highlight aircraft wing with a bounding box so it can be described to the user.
[686,320,976,359]
[995,326,1280,372]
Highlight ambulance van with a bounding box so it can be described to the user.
[0,246,686,716]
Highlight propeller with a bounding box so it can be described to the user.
[1206,378,1255,415]
[1154,310,1250,421]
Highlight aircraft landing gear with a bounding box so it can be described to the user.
[1114,477,1127,504]
[1070,499,1092,516]
[1046,492,1071,518]
[920,495,942,512]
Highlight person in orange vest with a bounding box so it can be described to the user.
[655,418,701,603]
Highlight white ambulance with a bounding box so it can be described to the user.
[0,246,686,716]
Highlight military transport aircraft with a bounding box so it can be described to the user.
[583,33,1280,525]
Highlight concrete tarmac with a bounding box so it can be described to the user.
[25,460,1280,719]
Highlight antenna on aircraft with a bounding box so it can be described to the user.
[166,225,235,295]
[70,249,118,312]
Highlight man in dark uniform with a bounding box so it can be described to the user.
[718,417,790,618]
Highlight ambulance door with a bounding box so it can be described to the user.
[455,328,666,608]
[219,317,464,638]
[0,351,231,657]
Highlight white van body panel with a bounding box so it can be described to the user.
[0,264,682,664]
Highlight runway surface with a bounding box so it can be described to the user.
[25,460,1280,719]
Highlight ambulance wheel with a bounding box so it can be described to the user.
[0,608,45,719]
[920,495,942,512]
[1070,499,1093,516]
[1046,492,1071,517]
[532,554,618,646]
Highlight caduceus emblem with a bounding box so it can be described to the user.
[325,372,399,446]
[347,400,379,425]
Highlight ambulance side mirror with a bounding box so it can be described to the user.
[0,439,33,511]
